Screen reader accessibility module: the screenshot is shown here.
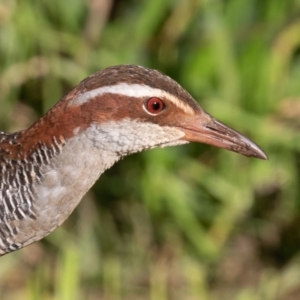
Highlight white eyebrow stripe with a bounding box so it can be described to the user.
[68,83,195,115]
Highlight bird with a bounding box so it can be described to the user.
[0,65,267,256]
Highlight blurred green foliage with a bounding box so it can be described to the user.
[1,0,300,299]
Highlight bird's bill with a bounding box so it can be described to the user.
[179,114,268,160]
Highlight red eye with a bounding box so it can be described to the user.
[145,97,165,114]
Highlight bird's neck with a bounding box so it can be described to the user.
[0,119,122,253]
[0,111,186,254]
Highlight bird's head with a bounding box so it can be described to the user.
[43,65,267,160]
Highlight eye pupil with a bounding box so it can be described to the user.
[145,97,165,114]
[152,101,160,110]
